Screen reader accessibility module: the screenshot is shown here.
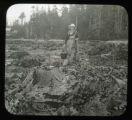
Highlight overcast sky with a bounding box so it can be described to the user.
[7,4,67,25]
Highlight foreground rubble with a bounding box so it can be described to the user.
[5,39,128,116]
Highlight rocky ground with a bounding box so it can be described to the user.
[5,39,128,116]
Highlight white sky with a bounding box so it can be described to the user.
[7,4,68,25]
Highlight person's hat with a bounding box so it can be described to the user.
[69,24,75,28]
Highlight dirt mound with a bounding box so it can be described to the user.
[9,51,30,59]
[88,42,115,56]
[88,42,128,66]
[18,56,42,68]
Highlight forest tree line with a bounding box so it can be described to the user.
[8,5,128,40]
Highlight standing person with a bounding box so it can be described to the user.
[62,24,79,66]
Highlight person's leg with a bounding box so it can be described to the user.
[69,49,76,64]
[63,58,68,66]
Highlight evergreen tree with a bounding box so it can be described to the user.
[10,5,128,40]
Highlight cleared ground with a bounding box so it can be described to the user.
[5,39,128,116]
